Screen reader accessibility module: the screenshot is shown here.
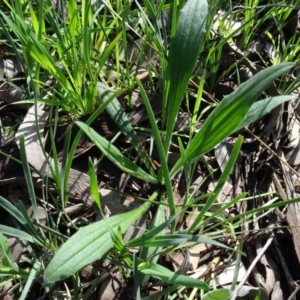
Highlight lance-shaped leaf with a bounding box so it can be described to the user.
[235,95,296,132]
[44,201,151,282]
[170,62,294,177]
[76,122,158,184]
[164,0,208,151]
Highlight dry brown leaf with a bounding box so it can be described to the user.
[188,243,205,271]
[207,180,232,215]
[7,237,25,263]
[166,249,191,274]
[98,274,124,300]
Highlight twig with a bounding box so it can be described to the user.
[231,234,274,300]
[287,285,300,300]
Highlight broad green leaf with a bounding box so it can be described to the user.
[139,262,209,290]
[235,95,296,132]
[44,201,151,282]
[203,289,232,300]
[165,0,207,151]
[76,121,158,184]
[170,62,294,177]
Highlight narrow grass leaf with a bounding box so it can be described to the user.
[97,82,156,176]
[138,204,166,286]
[226,196,300,226]
[44,201,151,282]
[0,196,26,225]
[0,226,34,243]
[0,233,12,267]
[88,158,101,211]
[171,63,294,176]
[64,91,118,194]
[235,95,296,132]
[60,125,72,207]
[231,242,243,291]
[139,262,209,290]
[188,136,243,232]
[134,234,233,250]
[0,266,28,276]
[137,79,177,228]
[19,135,38,219]
[133,253,141,300]
[165,0,207,151]
[19,260,41,300]
[126,212,179,247]
[76,121,158,184]
[202,192,248,229]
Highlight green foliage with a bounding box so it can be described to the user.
[170,63,293,177]
[203,289,232,300]
[43,0,294,288]
[138,262,209,290]
[44,200,152,282]
[163,0,208,151]
[0,0,123,115]
[0,0,299,298]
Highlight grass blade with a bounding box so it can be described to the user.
[0,226,34,243]
[19,260,41,300]
[188,136,244,232]
[19,135,38,220]
[139,262,209,290]
[97,82,156,176]
[0,196,27,225]
[76,121,158,184]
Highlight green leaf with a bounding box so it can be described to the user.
[76,121,158,184]
[0,196,26,225]
[171,62,294,177]
[19,259,41,300]
[188,135,244,232]
[137,79,176,225]
[165,0,208,152]
[19,135,38,220]
[44,201,151,282]
[235,95,296,132]
[0,225,34,243]
[97,82,156,176]
[203,289,232,300]
[0,233,12,267]
[138,204,166,286]
[130,234,233,250]
[139,262,209,290]
[126,213,179,247]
